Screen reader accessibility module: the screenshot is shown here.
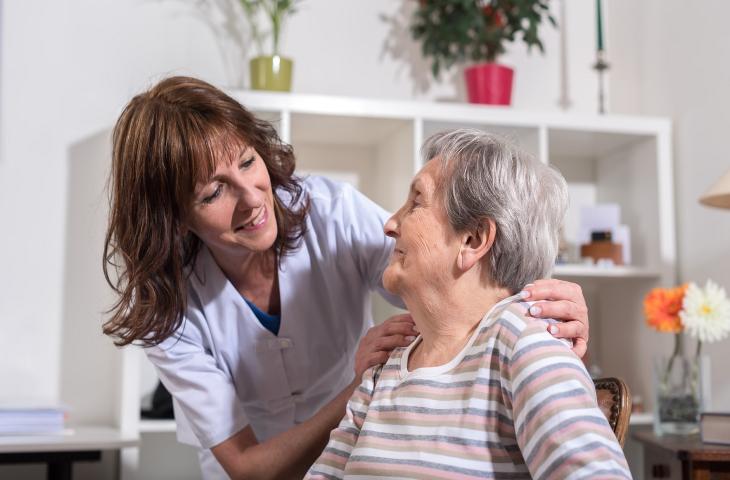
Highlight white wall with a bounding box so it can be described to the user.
[0,0,228,409]
[284,0,599,111]
[608,0,730,410]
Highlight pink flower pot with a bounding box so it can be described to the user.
[464,63,514,106]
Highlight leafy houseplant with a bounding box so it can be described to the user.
[239,0,302,91]
[410,0,555,105]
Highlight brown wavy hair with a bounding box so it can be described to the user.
[103,76,309,347]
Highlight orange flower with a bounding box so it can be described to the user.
[644,285,688,333]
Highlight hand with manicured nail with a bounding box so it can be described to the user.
[519,279,589,358]
[353,314,418,381]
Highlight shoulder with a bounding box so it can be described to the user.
[484,298,541,342]
[484,297,571,357]
[153,247,235,351]
[301,174,353,198]
[301,175,376,216]
[299,175,390,235]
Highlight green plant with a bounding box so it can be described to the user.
[238,0,302,56]
[411,0,556,77]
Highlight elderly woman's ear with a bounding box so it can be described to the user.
[456,218,497,272]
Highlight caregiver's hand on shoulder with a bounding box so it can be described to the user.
[520,279,589,358]
[354,314,418,381]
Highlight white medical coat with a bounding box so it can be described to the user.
[145,176,400,478]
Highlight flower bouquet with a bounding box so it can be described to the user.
[644,281,730,434]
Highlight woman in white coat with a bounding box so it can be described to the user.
[103,76,590,479]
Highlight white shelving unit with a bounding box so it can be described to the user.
[123,91,675,478]
[138,419,177,434]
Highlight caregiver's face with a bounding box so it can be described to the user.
[383,158,460,296]
[186,144,278,259]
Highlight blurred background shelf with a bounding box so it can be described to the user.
[554,265,662,279]
[629,412,654,426]
[138,420,176,434]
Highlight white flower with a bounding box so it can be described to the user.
[680,280,730,343]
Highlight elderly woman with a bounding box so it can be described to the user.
[306,130,631,479]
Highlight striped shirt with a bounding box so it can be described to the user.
[306,295,631,479]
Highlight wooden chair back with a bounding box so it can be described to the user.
[594,377,632,447]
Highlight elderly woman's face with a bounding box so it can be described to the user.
[383,159,461,296]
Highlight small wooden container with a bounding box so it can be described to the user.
[580,231,624,266]
[580,241,623,265]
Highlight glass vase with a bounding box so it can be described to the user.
[653,334,703,435]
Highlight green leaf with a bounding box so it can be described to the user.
[410,0,556,69]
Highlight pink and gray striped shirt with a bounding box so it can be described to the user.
[306,294,631,479]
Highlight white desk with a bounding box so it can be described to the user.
[0,426,138,480]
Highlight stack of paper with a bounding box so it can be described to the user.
[0,405,67,435]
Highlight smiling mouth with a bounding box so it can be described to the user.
[236,206,267,232]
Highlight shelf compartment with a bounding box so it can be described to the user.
[422,119,542,160]
[548,127,656,160]
[139,419,176,434]
[553,265,661,279]
[290,113,412,147]
[290,114,415,214]
[550,135,663,271]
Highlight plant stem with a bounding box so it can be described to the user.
[239,0,265,56]
[662,332,681,387]
[272,8,280,55]
[691,340,702,400]
[258,1,280,55]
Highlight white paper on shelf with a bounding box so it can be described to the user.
[578,203,621,245]
[611,224,631,265]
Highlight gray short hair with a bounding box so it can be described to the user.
[423,129,568,293]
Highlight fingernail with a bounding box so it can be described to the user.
[529,306,541,316]
[525,283,535,287]
[549,325,559,335]
[405,336,416,342]
[412,325,420,333]
[519,290,531,299]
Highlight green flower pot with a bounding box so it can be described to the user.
[250,55,293,92]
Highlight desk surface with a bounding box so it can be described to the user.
[0,426,138,454]
[633,430,730,462]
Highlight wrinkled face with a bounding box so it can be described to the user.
[186,144,278,260]
[383,159,461,297]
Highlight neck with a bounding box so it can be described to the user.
[404,280,511,369]
[208,246,278,309]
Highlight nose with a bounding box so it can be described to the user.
[384,212,399,239]
[233,183,262,212]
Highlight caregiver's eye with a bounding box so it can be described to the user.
[202,185,223,204]
[240,157,255,169]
